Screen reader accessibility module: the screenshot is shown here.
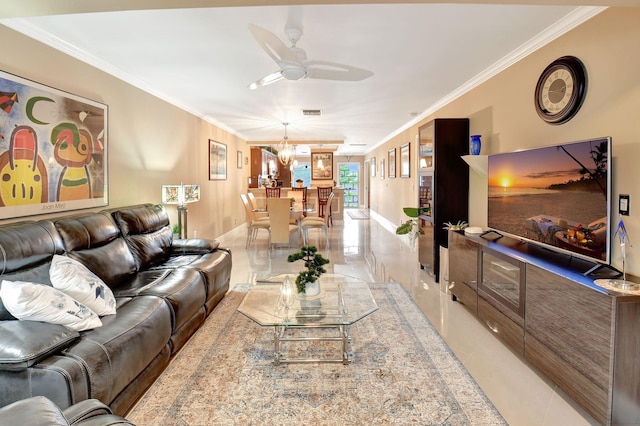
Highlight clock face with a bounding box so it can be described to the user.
[534,56,587,124]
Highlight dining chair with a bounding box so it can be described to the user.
[317,186,333,226]
[300,192,334,248]
[267,197,299,250]
[240,193,270,248]
[247,192,268,219]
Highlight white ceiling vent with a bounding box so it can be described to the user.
[302,109,322,116]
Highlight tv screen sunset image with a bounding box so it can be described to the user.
[487,138,609,262]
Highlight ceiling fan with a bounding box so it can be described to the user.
[247,22,373,90]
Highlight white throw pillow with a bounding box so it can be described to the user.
[49,255,116,316]
[0,280,102,331]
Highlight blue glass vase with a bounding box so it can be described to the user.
[470,135,482,155]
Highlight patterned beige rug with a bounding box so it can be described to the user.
[128,283,505,425]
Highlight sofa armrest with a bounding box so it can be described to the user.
[63,399,134,425]
[170,238,220,255]
[0,321,79,370]
[0,396,69,425]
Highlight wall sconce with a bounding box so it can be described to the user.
[161,183,200,239]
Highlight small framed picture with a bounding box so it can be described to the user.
[388,148,396,178]
[370,157,376,177]
[400,142,410,178]
[209,139,227,180]
[237,150,243,169]
[380,158,385,179]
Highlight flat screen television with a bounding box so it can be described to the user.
[487,137,611,265]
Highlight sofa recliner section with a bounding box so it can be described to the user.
[0,204,232,416]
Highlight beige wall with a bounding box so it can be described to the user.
[0,24,250,239]
[369,7,640,274]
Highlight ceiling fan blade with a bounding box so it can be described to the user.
[306,61,373,82]
[248,71,284,90]
[248,23,300,64]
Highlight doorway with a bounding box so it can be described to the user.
[338,163,360,208]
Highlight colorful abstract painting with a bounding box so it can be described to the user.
[0,71,108,219]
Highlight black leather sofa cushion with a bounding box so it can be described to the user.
[111,267,206,334]
[0,221,65,320]
[62,295,172,406]
[53,214,138,289]
[0,321,79,369]
[111,204,173,270]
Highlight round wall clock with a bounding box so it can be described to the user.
[534,56,587,125]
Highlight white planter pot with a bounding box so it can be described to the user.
[303,280,321,297]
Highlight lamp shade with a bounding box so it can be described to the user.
[162,183,200,206]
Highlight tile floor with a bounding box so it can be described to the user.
[216,210,598,426]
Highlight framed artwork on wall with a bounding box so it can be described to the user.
[370,157,376,177]
[380,158,385,179]
[388,148,396,178]
[400,142,411,178]
[209,139,227,180]
[0,70,108,219]
[311,152,333,180]
[237,150,243,169]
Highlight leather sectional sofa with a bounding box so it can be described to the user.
[0,203,232,416]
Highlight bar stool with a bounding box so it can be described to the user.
[317,186,333,226]
[265,187,281,199]
[265,187,281,209]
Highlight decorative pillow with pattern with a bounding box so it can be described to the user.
[0,280,102,331]
[49,255,116,316]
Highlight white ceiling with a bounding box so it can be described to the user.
[1,3,607,155]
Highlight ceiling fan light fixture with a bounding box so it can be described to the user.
[281,63,307,81]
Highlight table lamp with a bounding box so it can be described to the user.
[161,183,200,239]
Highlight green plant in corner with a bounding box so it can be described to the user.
[287,245,330,294]
[172,224,180,235]
[396,207,430,249]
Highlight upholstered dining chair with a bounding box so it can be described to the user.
[301,192,334,248]
[247,191,268,219]
[267,197,298,250]
[240,193,270,248]
[317,186,333,226]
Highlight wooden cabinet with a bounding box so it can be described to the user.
[448,231,640,425]
[417,119,469,282]
[250,147,289,188]
[478,248,525,356]
[449,231,478,315]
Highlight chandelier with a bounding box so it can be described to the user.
[277,122,294,166]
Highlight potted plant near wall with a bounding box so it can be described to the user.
[287,246,330,296]
[395,207,430,249]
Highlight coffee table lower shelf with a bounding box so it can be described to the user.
[274,324,352,365]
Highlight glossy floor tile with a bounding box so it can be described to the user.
[216,210,598,426]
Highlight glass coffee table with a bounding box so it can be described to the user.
[238,274,378,365]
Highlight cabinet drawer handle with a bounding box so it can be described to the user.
[486,320,498,333]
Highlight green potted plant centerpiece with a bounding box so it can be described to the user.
[287,245,330,296]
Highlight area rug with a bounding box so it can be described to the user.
[128,283,506,425]
[347,209,370,220]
